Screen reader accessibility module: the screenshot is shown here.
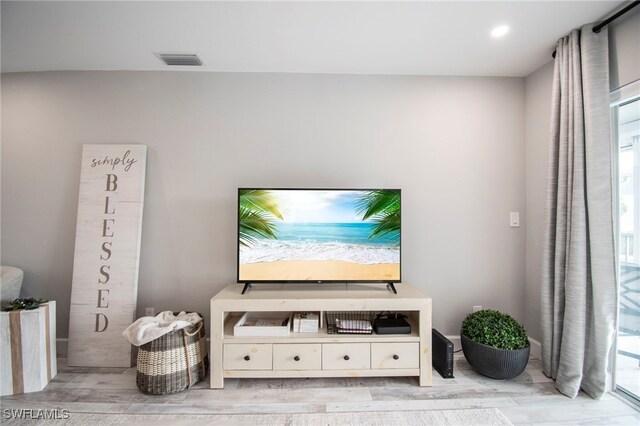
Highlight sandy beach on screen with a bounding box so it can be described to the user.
[239,260,400,281]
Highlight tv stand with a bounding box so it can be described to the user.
[241,283,252,295]
[210,283,432,388]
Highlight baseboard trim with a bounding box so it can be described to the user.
[445,335,541,360]
[59,336,541,360]
[58,338,213,358]
[57,338,68,356]
[529,337,541,360]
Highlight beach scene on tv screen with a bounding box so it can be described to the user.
[238,189,400,281]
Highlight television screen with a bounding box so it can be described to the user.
[237,188,400,283]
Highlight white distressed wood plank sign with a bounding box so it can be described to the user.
[0,302,57,396]
[68,145,147,367]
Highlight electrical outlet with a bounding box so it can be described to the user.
[145,307,155,317]
[473,305,482,312]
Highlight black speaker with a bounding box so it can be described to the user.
[432,328,454,378]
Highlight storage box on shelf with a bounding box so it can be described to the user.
[0,301,57,396]
[210,283,432,388]
[292,312,319,333]
[233,312,292,337]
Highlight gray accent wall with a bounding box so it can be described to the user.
[609,7,640,90]
[1,71,526,339]
[524,60,554,343]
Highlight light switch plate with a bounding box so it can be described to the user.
[510,212,520,227]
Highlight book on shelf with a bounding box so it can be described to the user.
[337,328,372,334]
[333,318,373,334]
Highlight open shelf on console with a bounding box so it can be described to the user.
[222,311,420,344]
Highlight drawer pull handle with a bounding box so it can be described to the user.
[393,354,400,360]
[244,355,251,361]
[294,356,300,361]
[343,355,350,361]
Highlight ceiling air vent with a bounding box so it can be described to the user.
[156,53,203,66]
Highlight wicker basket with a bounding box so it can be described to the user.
[136,314,209,394]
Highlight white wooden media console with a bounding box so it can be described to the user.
[210,283,432,388]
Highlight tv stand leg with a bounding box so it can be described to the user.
[241,283,252,295]
[387,283,398,294]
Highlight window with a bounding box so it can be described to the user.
[613,79,640,403]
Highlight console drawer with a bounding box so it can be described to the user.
[224,344,272,370]
[371,342,419,369]
[273,344,321,371]
[322,343,370,370]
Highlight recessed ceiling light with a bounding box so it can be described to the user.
[491,25,509,38]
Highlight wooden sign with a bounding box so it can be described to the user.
[68,145,147,367]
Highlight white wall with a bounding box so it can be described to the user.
[1,71,526,339]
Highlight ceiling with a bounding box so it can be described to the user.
[0,1,625,77]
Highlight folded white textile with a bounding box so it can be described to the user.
[122,311,202,346]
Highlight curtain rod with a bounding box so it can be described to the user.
[552,1,640,58]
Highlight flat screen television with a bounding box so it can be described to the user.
[237,188,401,284]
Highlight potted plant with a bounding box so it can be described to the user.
[2,297,47,311]
[460,309,529,379]
[1,297,57,395]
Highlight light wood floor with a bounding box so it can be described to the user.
[1,354,638,425]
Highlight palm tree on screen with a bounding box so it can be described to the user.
[356,190,400,245]
[239,189,283,247]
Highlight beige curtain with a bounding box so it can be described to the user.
[541,24,617,399]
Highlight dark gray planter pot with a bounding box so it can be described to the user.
[460,332,530,379]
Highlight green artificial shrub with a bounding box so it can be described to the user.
[461,309,528,350]
[2,297,48,312]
